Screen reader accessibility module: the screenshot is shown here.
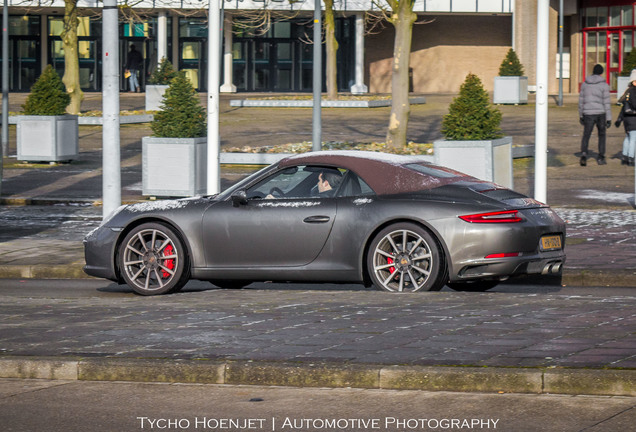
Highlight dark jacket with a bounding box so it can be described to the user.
[617,85,636,132]
[578,74,611,119]
[125,48,143,71]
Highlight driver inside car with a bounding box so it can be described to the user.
[263,168,343,199]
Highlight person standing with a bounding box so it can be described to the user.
[578,64,611,166]
[125,44,143,93]
[615,69,636,166]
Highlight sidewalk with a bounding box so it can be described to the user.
[0,92,635,397]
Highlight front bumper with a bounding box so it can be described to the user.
[83,226,121,281]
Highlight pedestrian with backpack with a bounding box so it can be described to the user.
[615,69,636,166]
[578,64,611,166]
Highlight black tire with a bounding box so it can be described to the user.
[446,281,499,292]
[367,222,445,292]
[209,280,252,289]
[118,222,189,295]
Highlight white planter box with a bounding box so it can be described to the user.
[16,115,79,162]
[433,136,513,189]
[493,76,528,104]
[142,136,207,197]
[616,76,631,103]
[145,85,169,111]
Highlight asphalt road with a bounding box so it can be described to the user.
[1,378,634,432]
[0,278,634,297]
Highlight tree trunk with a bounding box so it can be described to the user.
[61,0,83,115]
[324,0,339,100]
[385,1,416,148]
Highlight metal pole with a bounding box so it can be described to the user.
[1,0,7,198]
[312,0,322,152]
[1,0,8,186]
[207,0,221,194]
[102,0,121,219]
[535,0,549,204]
[557,0,564,107]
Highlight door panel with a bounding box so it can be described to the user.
[202,200,337,268]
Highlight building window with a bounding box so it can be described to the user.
[10,16,40,36]
[624,5,634,26]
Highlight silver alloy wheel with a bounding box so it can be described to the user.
[121,226,180,293]
[371,227,435,292]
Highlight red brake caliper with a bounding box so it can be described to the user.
[387,257,396,276]
[161,244,175,278]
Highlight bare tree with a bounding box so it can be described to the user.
[383,0,417,148]
[323,0,338,100]
[61,0,83,114]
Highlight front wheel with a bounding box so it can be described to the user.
[118,222,189,295]
[367,223,445,292]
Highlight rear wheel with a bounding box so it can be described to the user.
[367,223,445,292]
[118,222,189,295]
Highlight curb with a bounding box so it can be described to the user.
[0,357,634,397]
[0,264,633,287]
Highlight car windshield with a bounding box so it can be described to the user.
[216,164,277,200]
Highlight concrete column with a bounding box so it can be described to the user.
[220,14,236,93]
[351,12,368,95]
[102,0,121,219]
[157,11,168,61]
[514,0,558,93]
[172,17,179,69]
[41,18,47,72]
[207,0,221,194]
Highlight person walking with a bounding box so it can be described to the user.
[125,44,143,93]
[615,69,636,166]
[578,64,611,166]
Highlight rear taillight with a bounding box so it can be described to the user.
[459,210,522,223]
[485,252,521,259]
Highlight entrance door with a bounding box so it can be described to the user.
[608,31,621,91]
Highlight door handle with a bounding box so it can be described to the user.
[303,215,330,224]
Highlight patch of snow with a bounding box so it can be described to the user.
[127,200,190,213]
[554,207,636,227]
[256,201,320,208]
[353,198,373,205]
[286,150,426,166]
[577,189,633,204]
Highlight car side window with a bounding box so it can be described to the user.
[246,165,348,200]
[337,171,375,198]
[246,166,313,199]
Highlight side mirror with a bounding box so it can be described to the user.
[231,190,248,207]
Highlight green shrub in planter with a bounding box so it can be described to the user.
[22,65,70,115]
[442,73,503,140]
[498,48,524,77]
[147,57,178,85]
[151,72,206,138]
[619,49,636,76]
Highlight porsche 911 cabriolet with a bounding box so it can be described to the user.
[84,151,565,295]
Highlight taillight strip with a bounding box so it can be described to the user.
[459,210,522,223]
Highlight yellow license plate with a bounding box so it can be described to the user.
[540,235,562,251]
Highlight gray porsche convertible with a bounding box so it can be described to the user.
[84,151,565,295]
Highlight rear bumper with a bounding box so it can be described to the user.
[451,250,566,284]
